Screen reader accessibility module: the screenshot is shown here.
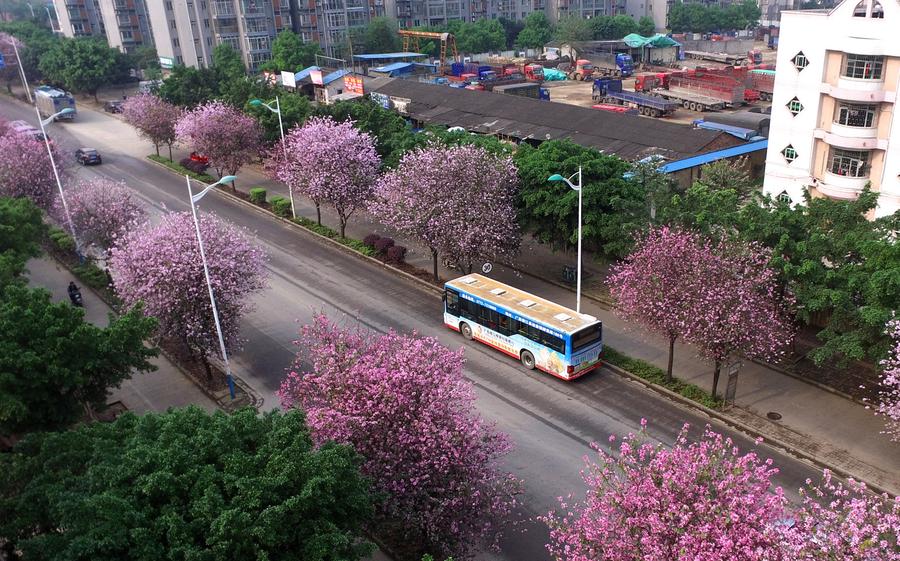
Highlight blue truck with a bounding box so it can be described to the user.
[591,78,679,118]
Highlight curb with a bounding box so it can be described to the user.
[605,361,893,496]
[149,159,893,495]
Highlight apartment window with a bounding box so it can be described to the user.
[836,103,877,127]
[221,36,240,50]
[121,29,133,39]
[247,36,270,51]
[172,37,180,46]
[829,148,869,177]
[166,1,173,10]
[787,97,803,116]
[204,18,209,27]
[325,12,347,27]
[842,54,883,80]
[170,19,177,29]
[176,54,184,64]
[777,191,791,204]
[207,36,212,45]
[791,51,808,71]
[245,18,269,33]
[781,145,797,163]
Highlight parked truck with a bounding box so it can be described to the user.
[683,49,763,66]
[34,85,76,121]
[746,69,775,101]
[653,73,744,111]
[593,52,634,77]
[592,78,680,118]
[493,82,542,99]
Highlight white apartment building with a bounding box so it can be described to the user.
[762,0,900,218]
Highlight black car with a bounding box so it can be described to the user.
[103,100,124,113]
[75,148,102,165]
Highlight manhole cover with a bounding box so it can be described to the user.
[767,411,782,421]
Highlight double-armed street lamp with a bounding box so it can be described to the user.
[37,106,82,259]
[249,97,295,219]
[548,166,583,313]
[187,173,239,400]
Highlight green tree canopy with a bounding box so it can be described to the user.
[361,16,400,53]
[212,42,245,82]
[591,15,638,40]
[516,12,553,49]
[554,15,593,42]
[38,37,126,100]
[498,17,524,49]
[668,0,760,32]
[515,140,645,260]
[247,91,312,143]
[261,29,322,72]
[0,285,157,437]
[456,18,506,53]
[0,21,57,81]
[0,407,375,561]
[637,16,657,35]
[157,64,220,107]
[0,197,44,285]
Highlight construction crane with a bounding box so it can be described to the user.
[398,30,459,72]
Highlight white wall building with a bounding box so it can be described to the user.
[762,0,900,218]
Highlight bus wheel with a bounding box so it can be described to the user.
[460,322,474,340]
[520,350,536,370]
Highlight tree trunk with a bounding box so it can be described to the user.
[154,142,160,157]
[711,359,722,399]
[666,335,676,383]
[200,353,214,383]
[431,247,439,283]
[339,215,347,238]
[315,203,321,225]
[167,143,173,161]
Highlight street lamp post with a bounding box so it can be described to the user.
[548,166,583,313]
[249,97,295,219]
[187,173,239,400]
[37,106,81,258]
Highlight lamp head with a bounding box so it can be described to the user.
[59,108,75,116]
[248,99,263,107]
[218,175,238,185]
[548,173,564,182]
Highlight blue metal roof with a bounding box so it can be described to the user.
[659,139,768,174]
[293,65,320,81]
[323,68,350,85]
[692,119,758,141]
[373,62,415,73]
[353,52,427,60]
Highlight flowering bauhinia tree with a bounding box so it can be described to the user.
[122,93,181,160]
[271,116,380,236]
[608,226,713,382]
[175,100,262,181]
[877,320,900,441]
[782,470,900,560]
[0,132,59,210]
[109,211,267,379]
[686,237,795,398]
[51,178,146,253]
[278,314,521,560]
[545,421,788,561]
[370,144,520,281]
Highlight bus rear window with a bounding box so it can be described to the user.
[571,324,602,352]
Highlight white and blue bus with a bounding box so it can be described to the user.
[444,274,603,380]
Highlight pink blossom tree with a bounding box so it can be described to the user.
[370,144,520,281]
[782,470,900,560]
[545,421,788,561]
[685,238,795,398]
[51,178,146,253]
[122,93,181,160]
[0,132,59,210]
[175,100,262,182]
[608,226,713,383]
[109,211,267,378]
[278,314,521,560]
[270,116,380,237]
[877,320,900,441]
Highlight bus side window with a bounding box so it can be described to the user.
[445,290,459,314]
[498,315,512,336]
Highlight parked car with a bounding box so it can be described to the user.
[75,148,102,165]
[103,100,125,113]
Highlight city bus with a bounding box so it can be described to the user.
[443,274,603,380]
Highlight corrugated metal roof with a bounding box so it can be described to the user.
[294,66,320,82]
[659,139,768,173]
[371,79,734,161]
[373,62,415,73]
[323,68,350,85]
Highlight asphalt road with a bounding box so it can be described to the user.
[2,97,822,560]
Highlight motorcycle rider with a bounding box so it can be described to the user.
[67,281,83,307]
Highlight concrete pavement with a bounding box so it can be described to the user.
[25,256,219,415]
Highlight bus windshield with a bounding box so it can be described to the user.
[571,324,602,352]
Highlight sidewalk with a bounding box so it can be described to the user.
[191,155,900,494]
[26,257,219,415]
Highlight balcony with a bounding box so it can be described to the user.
[817,170,869,199]
[814,128,886,151]
[210,1,236,17]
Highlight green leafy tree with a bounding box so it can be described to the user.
[515,140,645,260]
[0,407,375,561]
[261,29,322,72]
[38,37,126,101]
[456,18,506,53]
[127,44,161,79]
[591,15,638,40]
[555,15,593,42]
[248,92,312,143]
[361,16,400,53]
[157,64,219,107]
[696,157,756,201]
[498,17,524,49]
[0,285,157,437]
[658,182,742,237]
[637,15,657,35]
[516,12,553,49]
[0,21,57,82]
[0,197,44,285]
[212,42,245,82]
